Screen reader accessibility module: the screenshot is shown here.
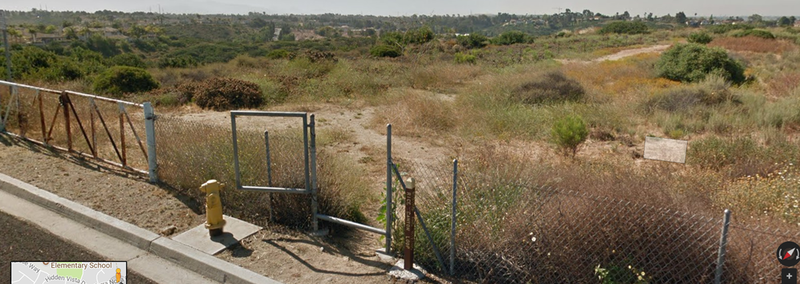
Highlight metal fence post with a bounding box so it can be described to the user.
[404,177,416,270]
[450,159,458,276]
[714,209,732,284]
[309,114,319,232]
[386,124,392,254]
[143,102,158,183]
[264,130,274,222]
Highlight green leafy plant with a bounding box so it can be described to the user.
[551,114,589,157]
[687,32,713,44]
[454,52,477,64]
[93,66,159,96]
[370,44,402,58]
[457,33,488,49]
[656,43,746,84]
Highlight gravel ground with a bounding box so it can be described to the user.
[0,134,441,283]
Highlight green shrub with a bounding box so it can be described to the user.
[191,77,264,111]
[599,21,650,35]
[93,66,159,96]
[733,29,775,39]
[266,49,291,59]
[454,52,477,64]
[687,32,713,44]
[369,44,402,58]
[457,33,488,49]
[403,26,434,44]
[158,55,197,68]
[551,114,589,157]
[511,71,585,104]
[656,43,746,84]
[109,53,147,68]
[493,31,532,45]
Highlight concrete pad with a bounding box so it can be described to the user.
[172,215,262,255]
[388,260,426,282]
[644,136,688,164]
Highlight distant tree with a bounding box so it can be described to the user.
[128,24,147,39]
[44,25,57,34]
[403,26,434,44]
[457,33,488,49]
[675,12,687,25]
[494,30,532,45]
[778,16,792,27]
[248,18,267,29]
[748,14,762,23]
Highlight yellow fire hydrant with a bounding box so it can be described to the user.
[200,180,226,237]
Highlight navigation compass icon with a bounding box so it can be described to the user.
[778,241,800,267]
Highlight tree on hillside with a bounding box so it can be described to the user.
[778,16,792,27]
[675,12,687,25]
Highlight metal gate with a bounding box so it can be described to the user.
[0,80,157,181]
[230,110,391,253]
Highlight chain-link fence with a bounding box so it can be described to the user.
[392,155,800,283]
[154,113,310,226]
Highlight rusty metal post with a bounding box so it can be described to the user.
[37,92,46,144]
[404,177,416,270]
[90,100,96,157]
[119,103,126,167]
[61,92,72,151]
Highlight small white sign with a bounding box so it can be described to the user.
[644,136,688,164]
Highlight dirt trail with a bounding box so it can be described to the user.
[558,44,671,64]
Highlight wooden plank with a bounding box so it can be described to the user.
[644,136,688,164]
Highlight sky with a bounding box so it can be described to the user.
[2,0,799,17]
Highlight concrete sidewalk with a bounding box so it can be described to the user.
[0,173,281,284]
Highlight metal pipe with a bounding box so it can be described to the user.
[714,209,732,284]
[264,130,273,222]
[302,114,310,207]
[0,80,59,95]
[386,124,392,255]
[450,159,458,276]
[64,90,143,107]
[143,102,157,183]
[240,185,308,194]
[231,113,241,189]
[316,214,386,235]
[230,110,307,117]
[309,114,319,232]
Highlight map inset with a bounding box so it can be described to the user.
[11,262,126,284]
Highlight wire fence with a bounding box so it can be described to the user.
[153,113,310,226]
[392,156,800,283]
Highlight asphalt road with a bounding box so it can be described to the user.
[0,210,156,284]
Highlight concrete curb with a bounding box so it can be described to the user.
[0,173,280,284]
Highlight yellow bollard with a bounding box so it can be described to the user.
[200,180,226,237]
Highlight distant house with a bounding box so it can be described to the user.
[272,27,282,41]
[36,33,65,45]
[795,20,800,27]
